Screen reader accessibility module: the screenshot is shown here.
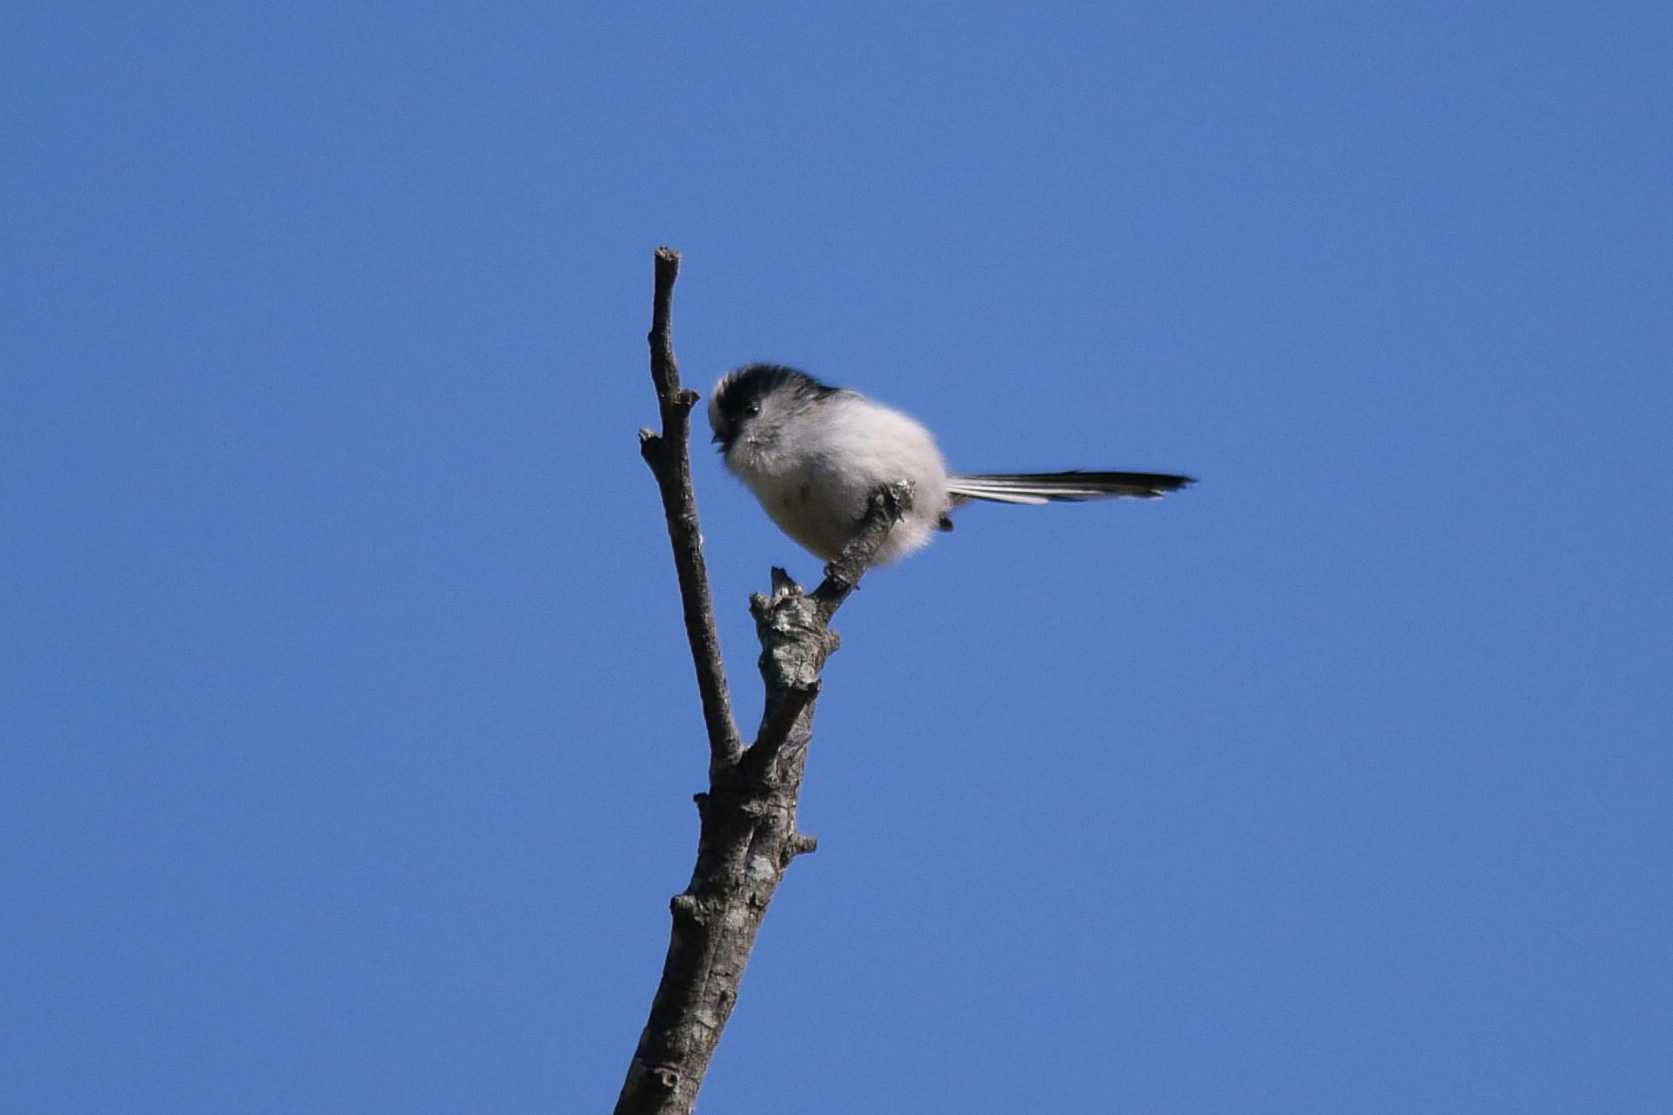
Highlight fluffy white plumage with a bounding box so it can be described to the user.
[708,364,1192,563]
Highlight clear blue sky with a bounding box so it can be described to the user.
[4,5,1669,1113]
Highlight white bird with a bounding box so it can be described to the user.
[709,364,1193,563]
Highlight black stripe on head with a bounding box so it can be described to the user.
[709,363,840,451]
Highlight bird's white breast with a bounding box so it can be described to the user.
[729,395,952,562]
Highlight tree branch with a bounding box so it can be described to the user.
[811,482,914,620]
[743,483,913,780]
[637,246,742,770]
[617,247,909,1115]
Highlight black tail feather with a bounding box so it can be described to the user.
[949,470,1195,504]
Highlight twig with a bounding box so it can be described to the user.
[811,482,914,619]
[637,246,742,769]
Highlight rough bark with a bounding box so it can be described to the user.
[617,247,908,1115]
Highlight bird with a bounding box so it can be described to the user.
[708,363,1193,564]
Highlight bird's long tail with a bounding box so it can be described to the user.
[946,470,1195,506]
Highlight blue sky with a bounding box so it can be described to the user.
[4,5,1669,1112]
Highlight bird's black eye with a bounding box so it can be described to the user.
[745,402,761,416]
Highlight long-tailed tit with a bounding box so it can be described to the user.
[708,364,1193,564]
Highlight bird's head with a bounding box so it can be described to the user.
[708,363,839,456]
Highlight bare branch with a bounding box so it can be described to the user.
[740,681,819,781]
[743,484,912,780]
[811,481,914,619]
[616,250,907,1115]
[638,246,742,770]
